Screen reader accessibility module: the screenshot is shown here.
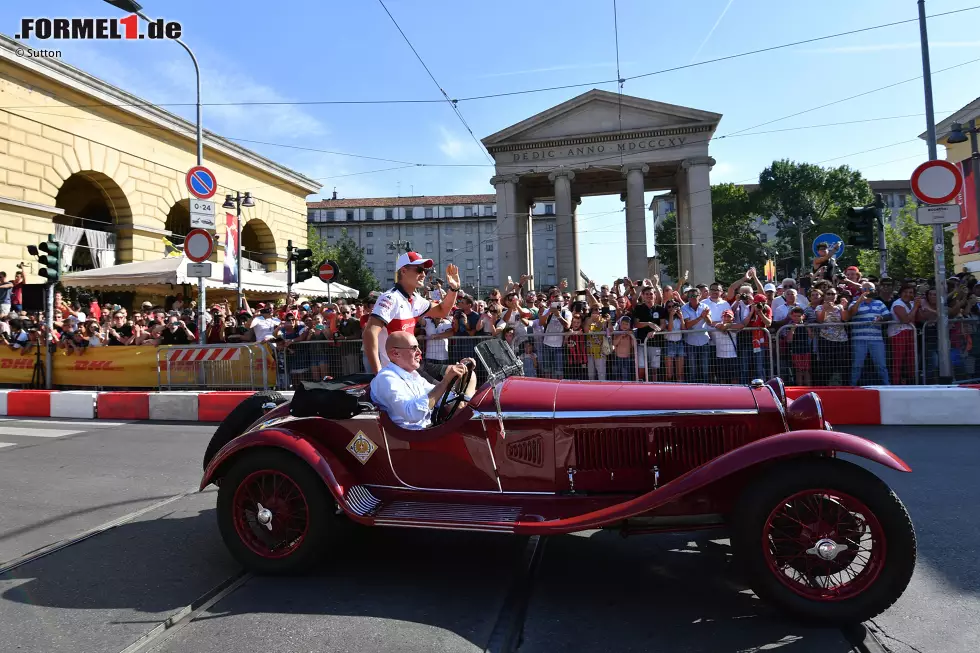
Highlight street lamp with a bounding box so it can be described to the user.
[223,192,255,310]
[103,0,202,165]
[946,122,980,210]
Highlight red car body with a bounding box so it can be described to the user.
[202,377,907,535]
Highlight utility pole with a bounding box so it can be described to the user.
[875,194,887,277]
[918,0,953,383]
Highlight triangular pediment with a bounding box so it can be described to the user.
[482,89,721,147]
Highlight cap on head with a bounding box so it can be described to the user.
[395,251,434,272]
[753,293,768,303]
[763,283,777,293]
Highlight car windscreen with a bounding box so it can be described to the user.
[474,338,524,382]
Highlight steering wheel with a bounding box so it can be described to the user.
[433,363,474,426]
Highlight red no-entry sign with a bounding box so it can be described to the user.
[911,160,963,205]
[319,260,338,283]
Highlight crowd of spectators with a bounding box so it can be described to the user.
[4,252,978,388]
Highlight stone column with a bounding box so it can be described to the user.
[682,156,716,285]
[622,163,649,281]
[524,198,535,291]
[548,169,577,286]
[492,174,522,289]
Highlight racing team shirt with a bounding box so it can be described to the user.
[372,285,432,367]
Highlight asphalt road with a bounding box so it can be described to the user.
[0,418,975,653]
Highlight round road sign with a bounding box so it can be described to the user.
[184,228,214,263]
[186,165,218,200]
[812,232,845,259]
[319,260,338,283]
[911,160,962,205]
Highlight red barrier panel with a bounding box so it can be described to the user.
[198,392,254,422]
[8,390,53,417]
[786,387,881,425]
[97,392,150,420]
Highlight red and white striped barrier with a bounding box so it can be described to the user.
[166,348,241,363]
[0,387,973,424]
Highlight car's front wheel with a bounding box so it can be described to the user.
[217,449,334,574]
[732,458,916,625]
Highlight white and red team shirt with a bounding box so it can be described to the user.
[372,285,432,368]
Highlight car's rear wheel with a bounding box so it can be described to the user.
[203,391,285,471]
[217,449,333,574]
[732,458,915,625]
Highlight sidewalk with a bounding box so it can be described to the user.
[0,387,975,425]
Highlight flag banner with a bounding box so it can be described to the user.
[162,236,182,258]
[955,159,978,254]
[224,212,239,283]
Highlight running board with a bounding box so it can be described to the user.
[344,486,521,533]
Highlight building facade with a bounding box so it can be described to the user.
[307,194,558,294]
[0,35,318,287]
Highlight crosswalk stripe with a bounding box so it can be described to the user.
[0,443,16,449]
[0,427,83,438]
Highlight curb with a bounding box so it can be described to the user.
[0,390,293,423]
[0,387,973,425]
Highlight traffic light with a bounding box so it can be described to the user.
[29,234,61,283]
[845,206,876,248]
[292,247,314,282]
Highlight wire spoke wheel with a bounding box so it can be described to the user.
[762,489,885,602]
[232,469,310,559]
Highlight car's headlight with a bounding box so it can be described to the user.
[786,392,825,431]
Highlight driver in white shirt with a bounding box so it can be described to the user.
[370,331,478,430]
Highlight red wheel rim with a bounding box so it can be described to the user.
[761,489,886,601]
[232,469,310,559]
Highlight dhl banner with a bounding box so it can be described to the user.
[0,345,276,388]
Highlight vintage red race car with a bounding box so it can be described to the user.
[200,339,915,625]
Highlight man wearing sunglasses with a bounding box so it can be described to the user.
[364,251,462,374]
[369,330,477,430]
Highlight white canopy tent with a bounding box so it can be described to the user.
[266,271,358,299]
[60,256,358,299]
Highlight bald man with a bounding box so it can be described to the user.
[369,331,478,430]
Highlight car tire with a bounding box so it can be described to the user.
[731,457,916,625]
[217,448,334,574]
[203,391,285,471]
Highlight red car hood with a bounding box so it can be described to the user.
[473,378,759,414]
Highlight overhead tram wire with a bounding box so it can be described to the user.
[3,5,978,114]
[375,0,494,165]
[722,56,980,137]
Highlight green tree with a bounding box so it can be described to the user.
[653,183,766,284]
[855,204,953,280]
[753,160,873,274]
[306,227,380,298]
[710,183,766,282]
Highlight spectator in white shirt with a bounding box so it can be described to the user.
[680,287,712,383]
[250,305,281,342]
[772,288,801,325]
[423,315,454,364]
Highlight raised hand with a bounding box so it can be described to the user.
[559,278,568,290]
[445,263,460,289]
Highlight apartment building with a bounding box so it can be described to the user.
[307,194,559,293]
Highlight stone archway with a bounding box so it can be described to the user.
[54,171,132,271]
[241,218,277,272]
[165,199,191,243]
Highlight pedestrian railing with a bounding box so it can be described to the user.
[281,337,364,388]
[641,326,775,385]
[156,343,271,390]
[771,320,919,388]
[919,317,979,384]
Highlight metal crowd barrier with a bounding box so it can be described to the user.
[919,317,979,384]
[156,343,270,390]
[281,337,364,388]
[772,321,919,387]
[641,326,775,385]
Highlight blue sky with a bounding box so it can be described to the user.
[5,0,980,283]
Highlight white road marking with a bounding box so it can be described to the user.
[0,442,16,449]
[0,427,83,438]
[0,418,130,427]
